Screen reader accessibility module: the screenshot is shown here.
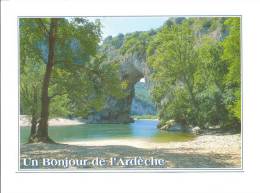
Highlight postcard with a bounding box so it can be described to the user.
[18,16,242,171]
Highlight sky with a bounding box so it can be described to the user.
[88,16,170,39]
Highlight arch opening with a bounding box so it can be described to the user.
[130,78,157,119]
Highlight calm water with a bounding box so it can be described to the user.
[20,120,195,143]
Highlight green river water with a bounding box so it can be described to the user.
[20,120,195,143]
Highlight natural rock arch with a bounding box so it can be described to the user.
[87,53,151,123]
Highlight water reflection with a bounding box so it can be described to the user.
[130,120,158,138]
[20,120,195,143]
[20,120,159,143]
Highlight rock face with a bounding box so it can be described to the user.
[87,53,151,123]
[131,97,156,115]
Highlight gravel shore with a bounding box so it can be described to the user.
[20,133,241,169]
[20,115,86,127]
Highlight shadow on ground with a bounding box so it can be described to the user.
[20,143,240,169]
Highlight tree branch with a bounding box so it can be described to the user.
[37,19,49,37]
[48,91,66,100]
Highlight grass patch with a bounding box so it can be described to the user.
[132,115,158,120]
[152,132,196,143]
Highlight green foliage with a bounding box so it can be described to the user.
[20,56,70,120]
[103,33,125,49]
[19,19,47,64]
[196,38,229,127]
[121,31,151,58]
[147,17,241,129]
[132,115,158,120]
[152,132,195,143]
[222,18,241,120]
[147,20,200,126]
[55,18,102,67]
[20,59,43,118]
[20,17,123,121]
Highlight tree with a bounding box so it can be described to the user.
[20,18,46,141]
[35,18,58,142]
[147,17,240,130]
[20,17,123,143]
[222,18,241,122]
[147,21,200,127]
[196,37,229,127]
[20,60,43,140]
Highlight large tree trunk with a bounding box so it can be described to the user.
[30,18,58,143]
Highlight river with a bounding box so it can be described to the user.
[20,120,195,143]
